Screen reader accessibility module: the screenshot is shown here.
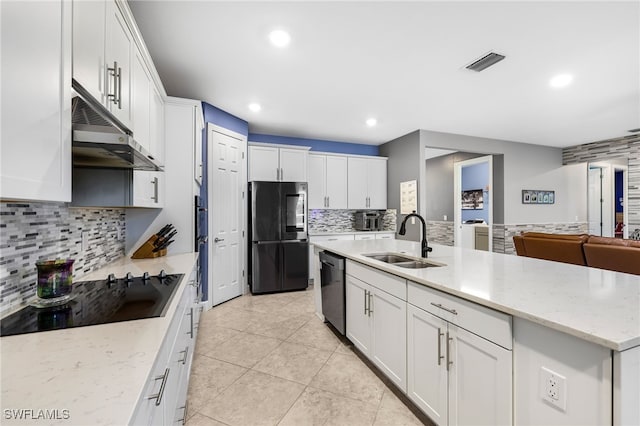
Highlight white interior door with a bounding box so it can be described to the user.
[209,126,244,305]
[588,163,613,237]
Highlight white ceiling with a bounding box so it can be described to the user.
[128,1,639,148]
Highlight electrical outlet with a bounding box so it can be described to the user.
[81,231,89,252]
[540,366,567,411]
[443,215,448,221]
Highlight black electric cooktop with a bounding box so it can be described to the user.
[0,272,183,337]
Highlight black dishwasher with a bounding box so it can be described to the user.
[319,251,346,335]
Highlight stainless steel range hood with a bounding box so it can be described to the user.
[71,80,162,171]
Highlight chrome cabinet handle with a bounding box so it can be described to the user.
[187,307,194,338]
[368,292,373,316]
[276,168,280,181]
[280,168,284,181]
[326,196,329,207]
[116,64,122,109]
[446,332,453,371]
[178,401,189,425]
[147,368,170,406]
[107,61,118,105]
[151,177,159,203]
[437,328,445,365]
[363,289,367,315]
[179,346,189,365]
[214,237,224,243]
[430,302,458,315]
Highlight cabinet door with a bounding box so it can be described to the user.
[345,275,371,355]
[308,154,326,209]
[279,148,308,182]
[105,0,132,127]
[370,288,407,392]
[248,145,279,181]
[72,0,106,104]
[132,47,151,152]
[0,0,72,202]
[325,156,348,209]
[149,85,165,166]
[367,158,387,209]
[448,323,512,426]
[347,157,368,209]
[193,105,203,185]
[133,171,163,208]
[407,304,448,425]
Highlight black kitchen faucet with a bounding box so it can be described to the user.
[398,210,433,258]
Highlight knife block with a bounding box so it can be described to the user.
[131,235,167,259]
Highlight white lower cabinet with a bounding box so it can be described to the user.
[407,282,512,426]
[346,264,407,392]
[131,265,201,425]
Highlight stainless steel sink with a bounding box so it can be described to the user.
[363,253,443,269]
[364,253,415,264]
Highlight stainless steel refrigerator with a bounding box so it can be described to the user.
[249,181,309,294]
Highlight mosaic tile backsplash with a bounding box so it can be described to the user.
[0,202,125,314]
[309,209,397,234]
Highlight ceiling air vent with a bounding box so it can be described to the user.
[465,52,506,72]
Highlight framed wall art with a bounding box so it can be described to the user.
[522,190,555,204]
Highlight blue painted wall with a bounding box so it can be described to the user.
[200,102,249,302]
[615,170,623,213]
[461,162,489,223]
[249,133,379,156]
[203,102,249,136]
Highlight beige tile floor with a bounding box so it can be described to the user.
[186,287,428,426]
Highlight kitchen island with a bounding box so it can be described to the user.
[0,253,199,426]
[311,239,640,425]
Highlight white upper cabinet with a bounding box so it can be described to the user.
[308,154,326,208]
[165,98,203,187]
[132,170,164,208]
[73,0,166,164]
[348,156,387,209]
[308,154,348,209]
[132,46,151,152]
[0,0,72,202]
[249,145,279,181]
[72,0,106,104]
[248,143,309,182]
[149,85,165,167]
[279,148,308,182]
[104,0,132,127]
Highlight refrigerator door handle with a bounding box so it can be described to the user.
[280,239,307,243]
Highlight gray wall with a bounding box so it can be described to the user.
[379,131,422,241]
[420,130,584,224]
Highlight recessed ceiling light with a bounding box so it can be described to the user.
[248,103,261,112]
[366,118,377,127]
[269,30,291,48]
[549,74,573,88]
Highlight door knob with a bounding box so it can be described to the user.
[214,237,225,243]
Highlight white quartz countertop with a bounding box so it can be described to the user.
[312,239,640,351]
[0,253,198,426]
[309,230,395,236]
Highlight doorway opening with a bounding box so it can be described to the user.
[588,160,628,238]
[454,156,493,251]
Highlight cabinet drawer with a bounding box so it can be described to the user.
[407,281,512,349]
[354,234,376,240]
[310,234,355,242]
[347,260,406,301]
